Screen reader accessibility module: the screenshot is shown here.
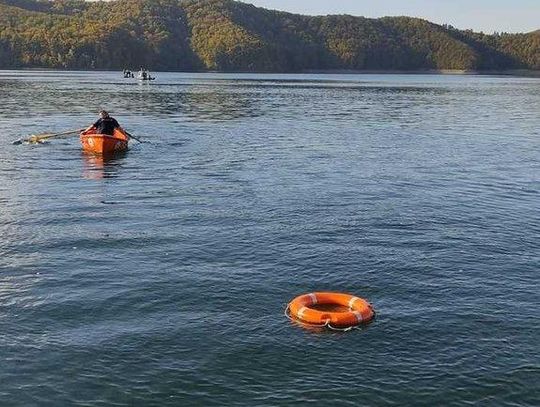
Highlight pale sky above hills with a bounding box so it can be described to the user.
[238,0,540,33]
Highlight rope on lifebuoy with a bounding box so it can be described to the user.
[284,304,358,332]
[326,323,356,332]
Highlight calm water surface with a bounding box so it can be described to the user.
[0,71,539,406]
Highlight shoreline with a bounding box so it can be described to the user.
[1,68,539,77]
[302,69,540,77]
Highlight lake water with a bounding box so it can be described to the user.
[0,71,539,406]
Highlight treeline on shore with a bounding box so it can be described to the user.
[0,0,538,72]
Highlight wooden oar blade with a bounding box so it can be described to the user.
[13,128,84,145]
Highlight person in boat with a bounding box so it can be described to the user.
[83,110,124,136]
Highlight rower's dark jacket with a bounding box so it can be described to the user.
[93,117,120,135]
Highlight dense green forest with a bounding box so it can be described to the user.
[0,0,538,71]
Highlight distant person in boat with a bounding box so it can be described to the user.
[83,110,124,136]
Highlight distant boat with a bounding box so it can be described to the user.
[137,70,156,81]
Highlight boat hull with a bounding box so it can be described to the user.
[80,129,129,155]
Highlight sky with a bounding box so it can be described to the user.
[238,0,540,34]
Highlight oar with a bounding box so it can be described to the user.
[13,128,85,145]
[124,131,143,143]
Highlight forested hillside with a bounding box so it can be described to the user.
[0,0,538,71]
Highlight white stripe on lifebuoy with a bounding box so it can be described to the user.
[348,297,360,308]
[298,306,308,319]
[308,293,318,305]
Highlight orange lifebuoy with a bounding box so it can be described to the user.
[288,292,375,328]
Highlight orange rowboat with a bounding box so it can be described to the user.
[80,128,129,155]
